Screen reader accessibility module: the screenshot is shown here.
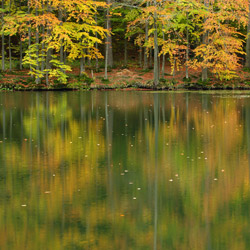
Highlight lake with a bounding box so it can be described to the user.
[0,91,250,250]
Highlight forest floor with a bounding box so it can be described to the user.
[1,63,250,91]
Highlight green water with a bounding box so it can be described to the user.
[0,91,250,250]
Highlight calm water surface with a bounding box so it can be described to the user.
[1,91,250,250]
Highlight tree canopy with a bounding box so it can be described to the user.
[0,0,249,85]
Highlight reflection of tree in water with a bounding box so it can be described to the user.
[154,94,159,250]
[0,92,249,249]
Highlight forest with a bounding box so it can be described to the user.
[0,0,250,89]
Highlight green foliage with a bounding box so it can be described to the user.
[101,77,110,84]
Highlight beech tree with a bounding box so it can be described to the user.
[1,0,107,84]
[0,0,249,84]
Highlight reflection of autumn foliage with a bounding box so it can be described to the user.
[0,92,250,249]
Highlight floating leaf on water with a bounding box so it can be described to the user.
[133,197,137,200]
[45,191,51,194]
[137,188,141,190]
[129,182,133,185]
[121,173,125,176]
[214,178,218,181]
[21,204,27,207]
[124,170,128,173]
[169,179,173,182]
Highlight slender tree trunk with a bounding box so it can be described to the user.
[246,0,250,68]
[1,33,4,71]
[139,47,142,68]
[41,3,45,73]
[1,0,5,71]
[124,39,127,65]
[35,7,40,84]
[80,57,85,75]
[46,1,52,85]
[186,26,189,79]
[106,0,113,67]
[172,57,176,79]
[8,0,11,71]
[153,1,159,86]
[104,2,110,79]
[20,36,22,70]
[28,0,32,75]
[41,28,45,72]
[64,50,66,64]
[149,47,152,68]
[144,2,149,70]
[161,32,165,78]
[202,0,209,81]
[104,34,109,79]
[8,36,11,71]
[59,7,64,63]
[95,13,99,71]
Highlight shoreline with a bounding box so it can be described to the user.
[1,67,250,92]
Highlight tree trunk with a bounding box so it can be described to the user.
[202,0,209,81]
[104,33,109,79]
[41,3,45,73]
[8,36,11,71]
[106,0,113,67]
[186,26,189,79]
[64,50,66,64]
[59,7,64,63]
[143,1,149,70]
[161,32,165,78]
[149,47,152,68]
[246,0,250,68]
[95,13,99,71]
[80,57,85,75]
[124,39,127,65]
[20,36,22,70]
[172,57,176,79]
[2,33,4,71]
[28,0,32,75]
[1,0,5,71]
[35,7,40,84]
[153,1,159,86]
[104,2,111,79]
[46,1,52,86]
[139,47,142,68]
[8,0,11,71]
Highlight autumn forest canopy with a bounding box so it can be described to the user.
[0,0,250,87]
